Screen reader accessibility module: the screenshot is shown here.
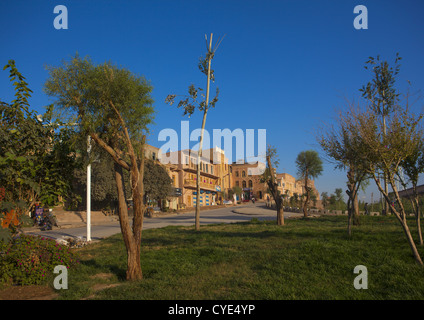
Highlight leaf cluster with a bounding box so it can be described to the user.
[360,53,402,116]
[44,54,155,161]
[1,60,81,215]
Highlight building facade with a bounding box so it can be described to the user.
[231,162,267,201]
[151,144,320,209]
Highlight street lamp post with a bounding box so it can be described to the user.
[86,135,92,242]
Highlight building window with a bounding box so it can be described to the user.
[242,171,246,177]
[248,180,253,188]
[242,181,247,188]
[235,171,239,177]
[206,164,208,173]
[211,166,213,175]
[236,181,239,187]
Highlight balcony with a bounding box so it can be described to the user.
[182,165,218,179]
[184,179,219,191]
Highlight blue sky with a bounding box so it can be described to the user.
[1,0,424,202]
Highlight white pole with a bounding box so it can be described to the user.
[86,135,92,242]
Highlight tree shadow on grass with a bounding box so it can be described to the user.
[80,259,127,281]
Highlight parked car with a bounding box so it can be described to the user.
[223,200,232,205]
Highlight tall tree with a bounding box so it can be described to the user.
[165,33,222,231]
[295,150,323,218]
[360,53,401,215]
[44,55,155,280]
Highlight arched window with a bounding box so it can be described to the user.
[242,170,246,177]
[242,181,247,188]
[248,180,253,188]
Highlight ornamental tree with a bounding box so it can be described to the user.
[44,54,155,280]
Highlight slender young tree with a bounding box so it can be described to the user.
[44,55,155,280]
[317,103,370,236]
[165,33,223,231]
[399,132,424,245]
[295,150,323,218]
[360,53,402,215]
[345,105,423,265]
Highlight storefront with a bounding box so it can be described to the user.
[192,190,217,206]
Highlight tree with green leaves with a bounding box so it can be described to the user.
[360,53,402,215]
[44,54,155,280]
[340,103,424,265]
[143,159,173,206]
[165,33,223,231]
[317,102,370,235]
[0,60,79,219]
[72,149,172,212]
[321,192,329,209]
[295,150,323,218]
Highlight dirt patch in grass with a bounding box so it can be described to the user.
[0,285,58,300]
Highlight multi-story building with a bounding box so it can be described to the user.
[153,144,320,209]
[231,162,267,201]
[162,149,222,208]
[202,147,231,200]
[275,172,321,207]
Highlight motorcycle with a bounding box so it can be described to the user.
[33,206,58,230]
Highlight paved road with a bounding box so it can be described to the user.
[23,203,303,242]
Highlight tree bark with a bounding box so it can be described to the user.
[266,155,284,226]
[374,174,423,265]
[303,170,309,218]
[114,162,143,280]
[276,204,284,226]
[347,194,352,237]
[411,185,423,245]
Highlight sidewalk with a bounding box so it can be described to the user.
[24,204,239,231]
[232,205,319,218]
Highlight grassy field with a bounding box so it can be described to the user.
[55,215,424,300]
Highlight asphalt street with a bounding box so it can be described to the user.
[23,203,303,242]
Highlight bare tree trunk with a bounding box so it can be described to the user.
[303,172,309,218]
[374,174,423,265]
[352,189,360,226]
[347,195,352,237]
[114,163,143,280]
[412,186,423,245]
[266,155,284,226]
[276,200,284,226]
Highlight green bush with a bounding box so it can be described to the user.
[0,234,80,285]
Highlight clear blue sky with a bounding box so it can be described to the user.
[1,0,424,202]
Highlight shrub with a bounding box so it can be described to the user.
[0,234,80,285]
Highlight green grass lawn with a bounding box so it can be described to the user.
[57,215,424,300]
